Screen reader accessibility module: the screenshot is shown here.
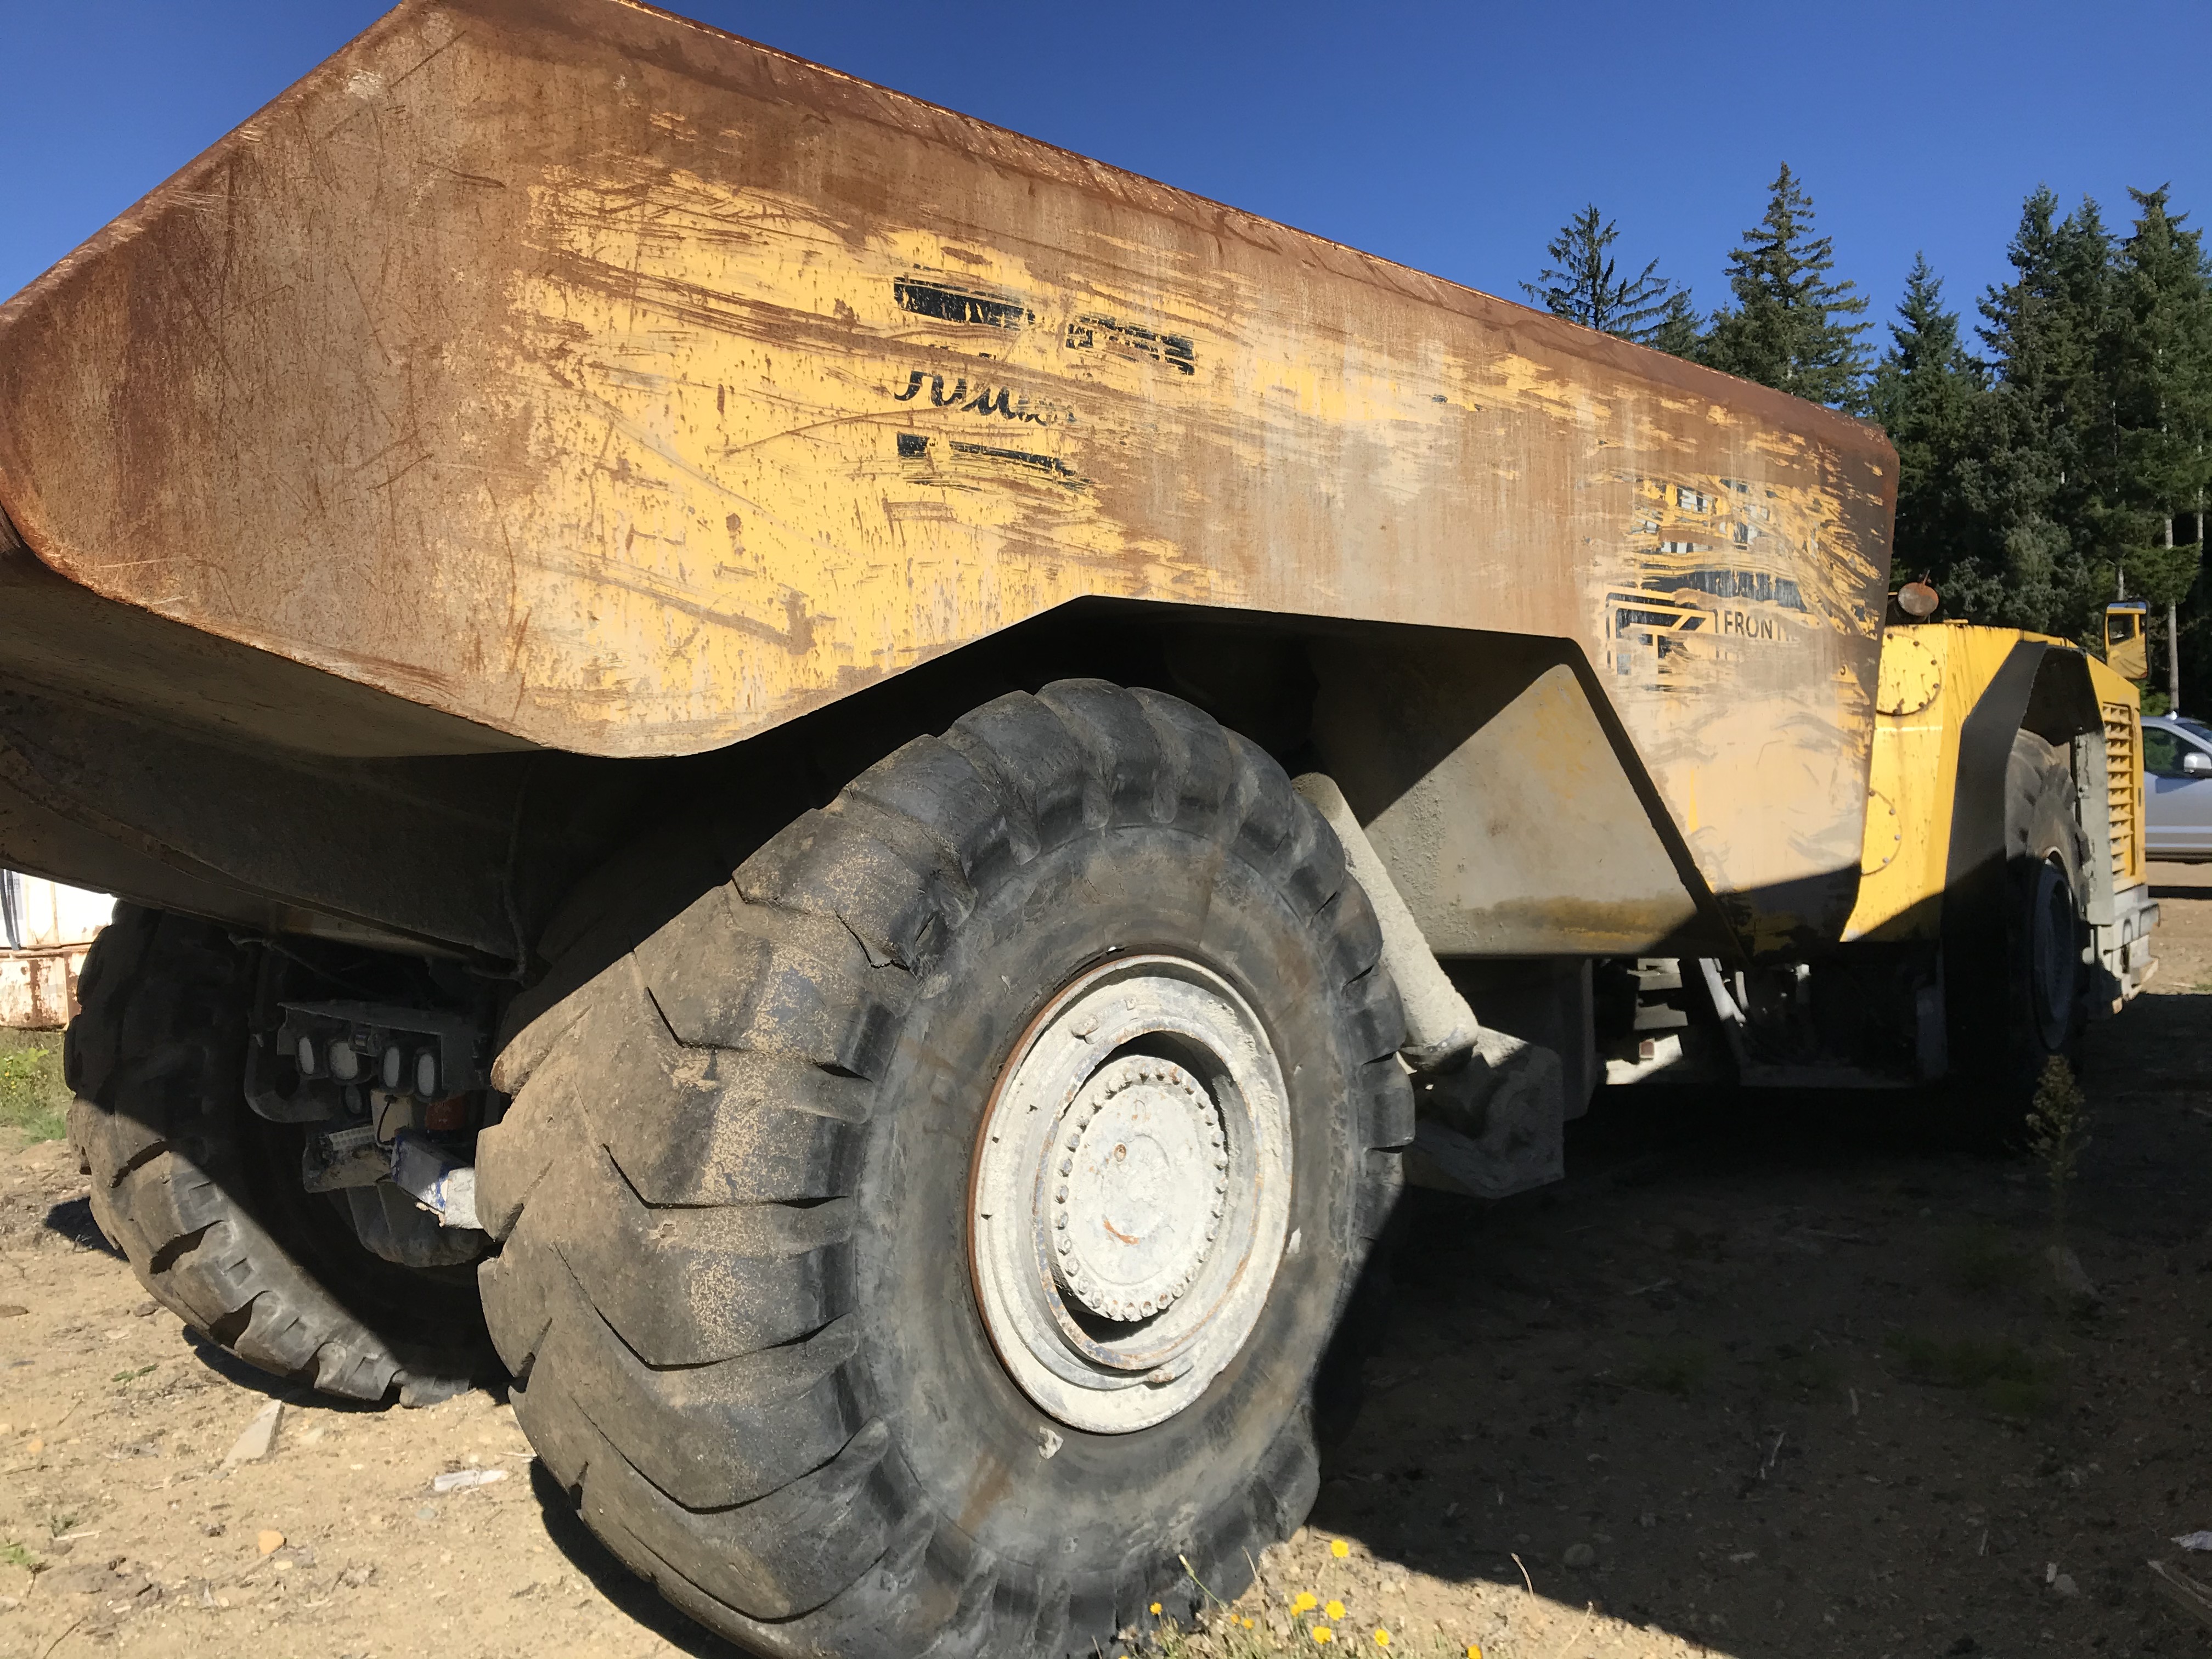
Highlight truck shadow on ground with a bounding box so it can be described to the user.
[40,1193,117,1260]
[525,1461,741,1657]
[1314,991,2212,1658]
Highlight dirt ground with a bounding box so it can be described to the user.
[2,869,2209,1659]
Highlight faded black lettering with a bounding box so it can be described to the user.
[1065,313,1197,375]
[895,276,1034,329]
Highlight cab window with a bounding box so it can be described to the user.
[2146,727,2207,778]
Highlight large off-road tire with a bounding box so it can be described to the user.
[476,680,1412,1657]
[65,905,487,1403]
[1999,728,2090,1085]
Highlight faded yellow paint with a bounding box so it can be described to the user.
[2089,653,2148,889]
[0,0,1895,950]
[2104,602,2151,682]
[1845,626,2147,943]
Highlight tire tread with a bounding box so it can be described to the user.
[477,684,1411,1654]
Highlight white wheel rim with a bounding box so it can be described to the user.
[968,954,1293,1432]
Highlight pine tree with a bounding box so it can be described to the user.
[1870,255,1988,598]
[1700,163,1871,410]
[1521,206,1685,345]
[1971,189,2115,633]
[2109,186,2212,708]
[2059,199,2127,575]
[1649,290,1705,360]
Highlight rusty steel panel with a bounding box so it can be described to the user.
[1311,642,1720,955]
[0,0,1894,942]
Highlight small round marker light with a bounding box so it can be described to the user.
[1897,580,1940,618]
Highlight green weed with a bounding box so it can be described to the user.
[1753,1340,1842,1398]
[1943,1223,2030,1299]
[1,1541,35,1570]
[0,1028,69,1143]
[1625,1339,1712,1396]
[1146,1605,1473,1656]
[2025,1057,2089,1241]
[1886,1330,2051,1416]
[1137,1548,1477,1657]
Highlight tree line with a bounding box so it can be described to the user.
[1525,168,2212,712]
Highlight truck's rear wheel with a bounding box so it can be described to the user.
[2000,729,2090,1083]
[476,680,1410,1656]
[65,906,488,1402]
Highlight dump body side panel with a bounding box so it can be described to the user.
[0,0,1894,950]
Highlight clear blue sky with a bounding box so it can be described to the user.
[2,0,2208,355]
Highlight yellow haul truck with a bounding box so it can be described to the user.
[0,2,2155,1651]
[1576,618,2157,1110]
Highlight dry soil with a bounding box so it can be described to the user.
[2,867,2208,1659]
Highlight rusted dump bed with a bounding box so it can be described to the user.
[0,0,1892,936]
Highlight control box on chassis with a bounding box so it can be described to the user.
[0,2,2147,1653]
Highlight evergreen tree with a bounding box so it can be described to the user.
[2109,186,2212,705]
[1649,290,1705,360]
[1521,206,1685,344]
[2058,199,2127,573]
[1969,189,2116,633]
[1869,255,1988,597]
[1700,163,1871,410]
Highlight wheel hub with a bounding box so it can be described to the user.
[969,955,1292,1434]
[1052,1057,1225,1323]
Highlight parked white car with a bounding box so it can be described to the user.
[2144,715,2212,861]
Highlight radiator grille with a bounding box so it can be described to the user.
[2102,701,2142,885]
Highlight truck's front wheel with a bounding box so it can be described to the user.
[476,681,1410,1656]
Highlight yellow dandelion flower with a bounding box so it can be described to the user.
[1294,1592,1318,1613]
[1312,1627,1334,1645]
[1325,1600,1346,1621]
[1466,1646,1484,1659]
[1149,1603,1162,1616]
[1330,1539,1351,1559]
[1373,1629,1392,1647]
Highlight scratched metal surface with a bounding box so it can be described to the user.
[0,0,1894,919]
